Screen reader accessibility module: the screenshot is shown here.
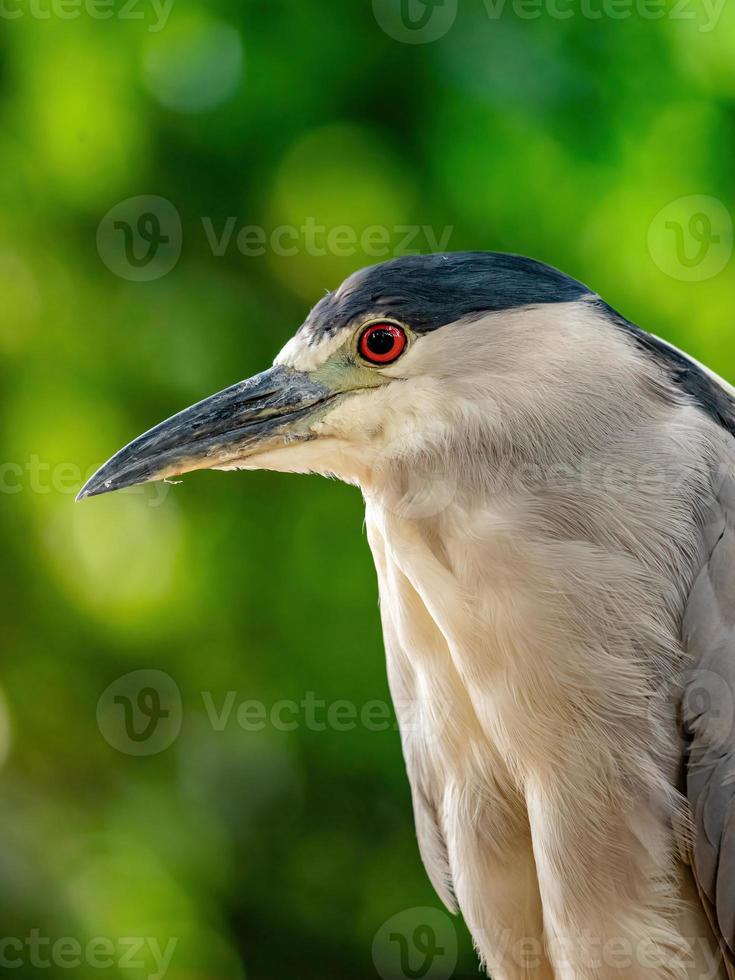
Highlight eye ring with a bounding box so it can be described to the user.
[358,323,407,365]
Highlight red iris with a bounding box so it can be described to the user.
[358,323,407,364]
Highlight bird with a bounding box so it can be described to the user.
[79,251,735,979]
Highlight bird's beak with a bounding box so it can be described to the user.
[76,366,335,500]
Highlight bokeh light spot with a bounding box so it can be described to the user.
[143,16,243,113]
[267,123,415,298]
[23,37,146,208]
[0,251,41,354]
[44,493,186,633]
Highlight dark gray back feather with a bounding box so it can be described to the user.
[682,452,735,969]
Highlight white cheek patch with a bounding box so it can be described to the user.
[315,388,379,440]
[315,376,444,450]
[275,326,353,372]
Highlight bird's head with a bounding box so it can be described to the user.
[78,252,607,505]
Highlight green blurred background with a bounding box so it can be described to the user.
[1,0,734,976]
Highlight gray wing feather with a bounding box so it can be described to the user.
[717,803,735,944]
[693,777,718,901]
[683,460,735,963]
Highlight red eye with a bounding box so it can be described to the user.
[358,323,407,364]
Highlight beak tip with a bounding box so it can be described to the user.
[76,472,115,502]
[75,480,93,502]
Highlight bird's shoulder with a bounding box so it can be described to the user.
[598,301,735,438]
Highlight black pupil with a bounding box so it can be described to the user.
[367,329,396,355]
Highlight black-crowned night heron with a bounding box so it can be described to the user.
[79,252,735,979]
